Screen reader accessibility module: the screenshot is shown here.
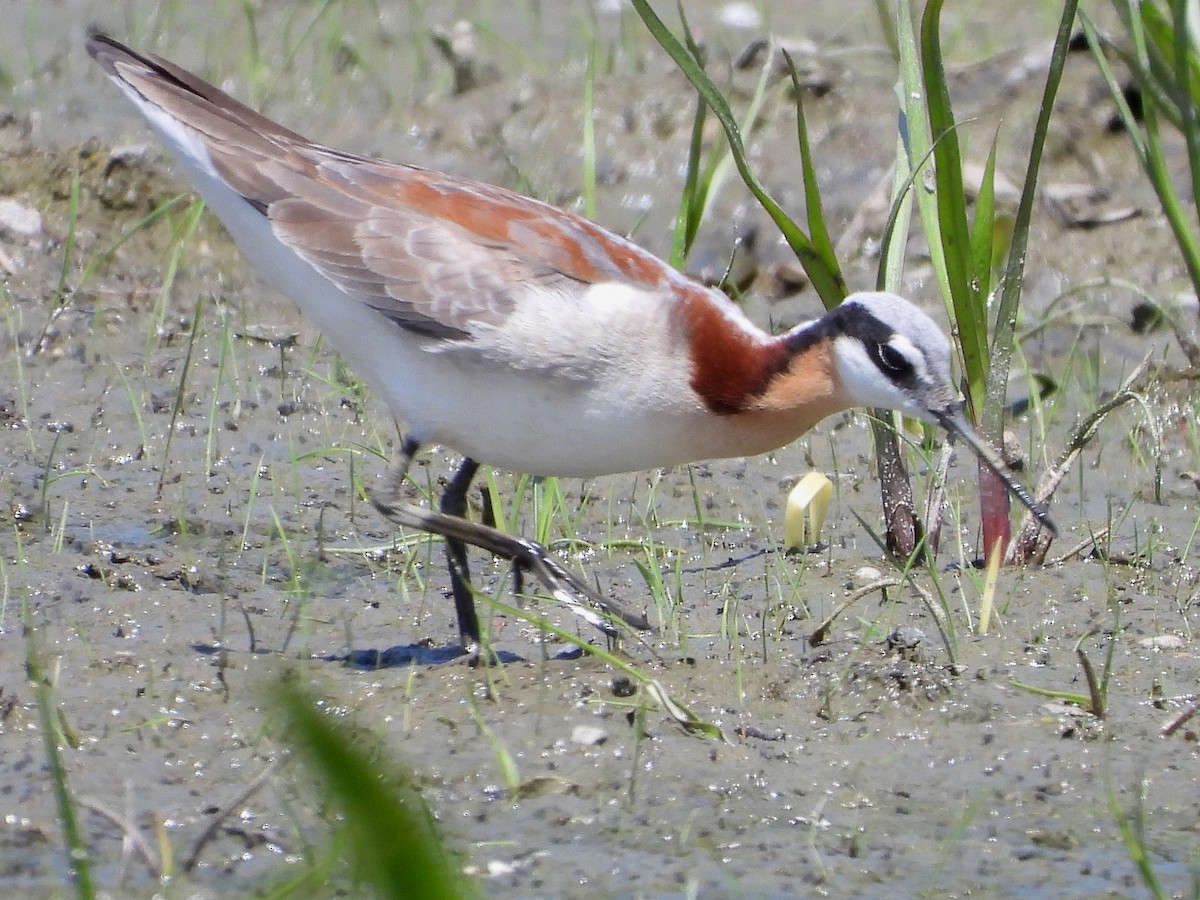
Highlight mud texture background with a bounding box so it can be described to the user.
[1,2,1198,897]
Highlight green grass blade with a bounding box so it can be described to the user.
[970,137,999,310]
[481,594,724,740]
[668,13,773,271]
[1104,17,1185,129]
[30,170,83,354]
[25,605,96,899]
[878,33,964,295]
[1007,678,1093,710]
[1088,6,1200,292]
[75,195,189,294]
[1168,0,1200,200]
[157,295,205,499]
[1084,14,1152,173]
[895,0,953,312]
[629,0,847,306]
[975,0,1078,556]
[672,2,710,266]
[54,170,81,302]
[1105,773,1169,899]
[984,0,1080,438]
[876,128,917,292]
[784,51,841,310]
[871,0,945,559]
[1130,3,1200,283]
[920,0,987,415]
[1137,0,1200,133]
[670,95,709,267]
[275,677,475,900]
[467,694,521,794]
[872,0,900,64]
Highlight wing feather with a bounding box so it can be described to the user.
[88,35,725,350]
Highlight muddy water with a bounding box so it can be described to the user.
[2,3,1198,897]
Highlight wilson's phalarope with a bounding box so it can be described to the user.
[87,35,1052,653]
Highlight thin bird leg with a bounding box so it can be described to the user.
[439,457,484,648]
[374,435,422,507]
[371,442,651,647]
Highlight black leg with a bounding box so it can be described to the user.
[439,458,482,649]
[372,443,652,651]
[376,435,422,499]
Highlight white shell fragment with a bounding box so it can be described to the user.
[783,472,833,551]
[570,725,609,746]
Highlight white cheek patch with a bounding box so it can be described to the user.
[832,336,934,422]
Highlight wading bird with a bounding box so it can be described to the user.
[87,35,1052,654]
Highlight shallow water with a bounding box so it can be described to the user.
[2,2,1198,897]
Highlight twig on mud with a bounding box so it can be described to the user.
[924,440,955,555]
[809,573,947,650]
[239,602,258,654]
[1076,643,1106,719]
[1047,526,1112,565]
[871,417,926,561]
[1012,353,1156,564]
[809,568,962,677]
[183,755,289,873]
[77,795,161,878]
[1155,302,1200,370]
[809,577,901,646]
[1161,699,1199,737]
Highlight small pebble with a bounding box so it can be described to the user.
[1139,634,1184,651]
[720,2,763,29]
[108,143,153,167]
[844,566,883,589]
[0,198,42,240]
[887,627,925,653]
[570,724,608,746]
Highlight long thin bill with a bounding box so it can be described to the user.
[934,409,1058,537]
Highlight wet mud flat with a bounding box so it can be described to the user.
[2,4,1199,897]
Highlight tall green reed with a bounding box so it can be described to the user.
[1084,0,1200,323]
[630,0,1078,563]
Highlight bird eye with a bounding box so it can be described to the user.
[873,341,915,379]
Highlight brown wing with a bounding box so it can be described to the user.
[88,35,700,341]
